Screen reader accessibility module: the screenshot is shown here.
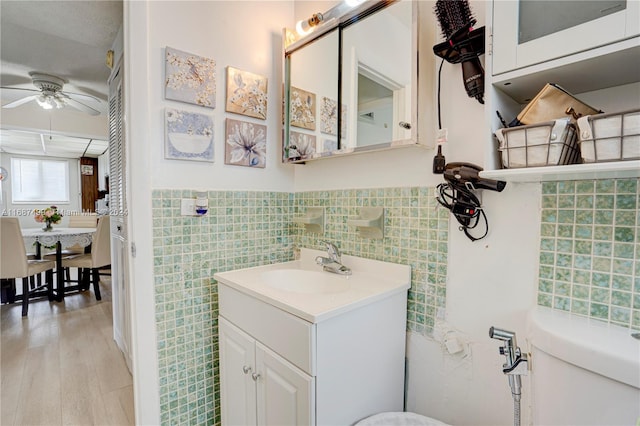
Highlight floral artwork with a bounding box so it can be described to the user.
[290,87,316,130]
[165,109,214,162]
[321,97,338,135]
[288,131,316,160]
[225,118,267,168]
[323,139,338,152]
[165,47,216,108]
[225,67,268,120]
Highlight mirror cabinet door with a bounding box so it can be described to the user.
[285,30,339,162]
[340,0,413,149]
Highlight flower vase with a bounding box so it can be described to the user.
[42,222,53,231]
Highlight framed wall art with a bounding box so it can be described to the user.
[165,47,216,108]
[225,66,268,120]
[289,131,316,159]
[165,109,214,162]
[224,118,266,168]
[290,87,316,130]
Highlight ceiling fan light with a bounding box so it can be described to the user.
[36,95,53,110]
[53,98,65,109]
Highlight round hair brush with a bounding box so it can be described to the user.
[434,0,485,104]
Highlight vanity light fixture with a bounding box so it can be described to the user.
[296,12,324,36]
[295,0,369,36]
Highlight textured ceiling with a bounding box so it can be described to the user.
[0,0,122,99]
[0,0,121,157]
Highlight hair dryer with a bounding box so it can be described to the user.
[443,162,506,192]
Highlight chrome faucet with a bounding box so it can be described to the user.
[316,241,351,275]
[489,327,529,399]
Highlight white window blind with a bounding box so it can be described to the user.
[11,158,70,203]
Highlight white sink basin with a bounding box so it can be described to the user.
[261,269,350,294]
[214,248,411,322]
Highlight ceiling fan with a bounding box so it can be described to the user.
[1,71,101,116]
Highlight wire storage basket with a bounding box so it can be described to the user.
[577,109,640,163]
[495,118,580,168]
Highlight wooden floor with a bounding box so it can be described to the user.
[1,276,134,426]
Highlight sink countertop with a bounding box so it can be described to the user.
[214,248,411,323]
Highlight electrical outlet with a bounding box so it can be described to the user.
[181,199,196,216]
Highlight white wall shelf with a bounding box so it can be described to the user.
[480,160,640,183]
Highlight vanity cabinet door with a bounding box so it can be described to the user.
[255,342,314,426]
[219,318,257,426]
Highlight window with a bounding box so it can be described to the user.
[11,158,70,203]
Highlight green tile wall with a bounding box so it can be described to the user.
[152,186,448,425]
[292,187,449,335]
[152,189,293,425]
[538,179,640,330]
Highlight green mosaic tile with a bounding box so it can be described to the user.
[590,303,609,320]
[538,178,639,330]
[575,195,594,209]
[574,225,593,239]
[542,182,558,194]
[616,179,637,194]
[611,290,632,308]
[553,296,571,311]
[614,227,635,242]
[594,210,614,225]
[558,194,575,209]
[576,181,595,193]
[571,299,589,315]
[541,195,557,209]
[595,179,615,193]
[595,194,615,209]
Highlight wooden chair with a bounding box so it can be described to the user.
[61,216,110,301]
[0,217,56,316]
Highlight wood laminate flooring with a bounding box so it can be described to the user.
[1,276,134,426]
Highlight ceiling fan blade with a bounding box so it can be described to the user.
[59,93,100,116]
[61,90,102,103]
[0,86,40,95]
[2,94,39,108]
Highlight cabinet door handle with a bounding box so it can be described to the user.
[242,365,252,374]
[251,372,260,381]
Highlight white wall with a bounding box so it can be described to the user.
[126,2,294,424]
[146,1,295,192]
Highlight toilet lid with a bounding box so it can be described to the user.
[355,412,449,426]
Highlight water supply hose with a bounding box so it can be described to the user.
[513,393,521,426]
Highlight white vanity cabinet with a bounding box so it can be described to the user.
[218,279,408,426]
[219,317,313,425]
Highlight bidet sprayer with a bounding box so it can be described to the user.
[489,326,529,402]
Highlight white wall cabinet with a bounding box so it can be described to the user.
[218,283,407,426]
[492,0,639,76]
[219,317,313,426]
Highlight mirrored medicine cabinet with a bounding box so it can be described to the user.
[283,0,421,163]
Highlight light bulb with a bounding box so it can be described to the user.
[345,0,366,7]
[36,95,53,110]
[295,12,323,36]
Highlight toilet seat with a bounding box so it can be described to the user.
[355,412,449,425]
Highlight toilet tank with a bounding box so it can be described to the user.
[528,307,640,426]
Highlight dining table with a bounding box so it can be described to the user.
[22,227,96,301]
